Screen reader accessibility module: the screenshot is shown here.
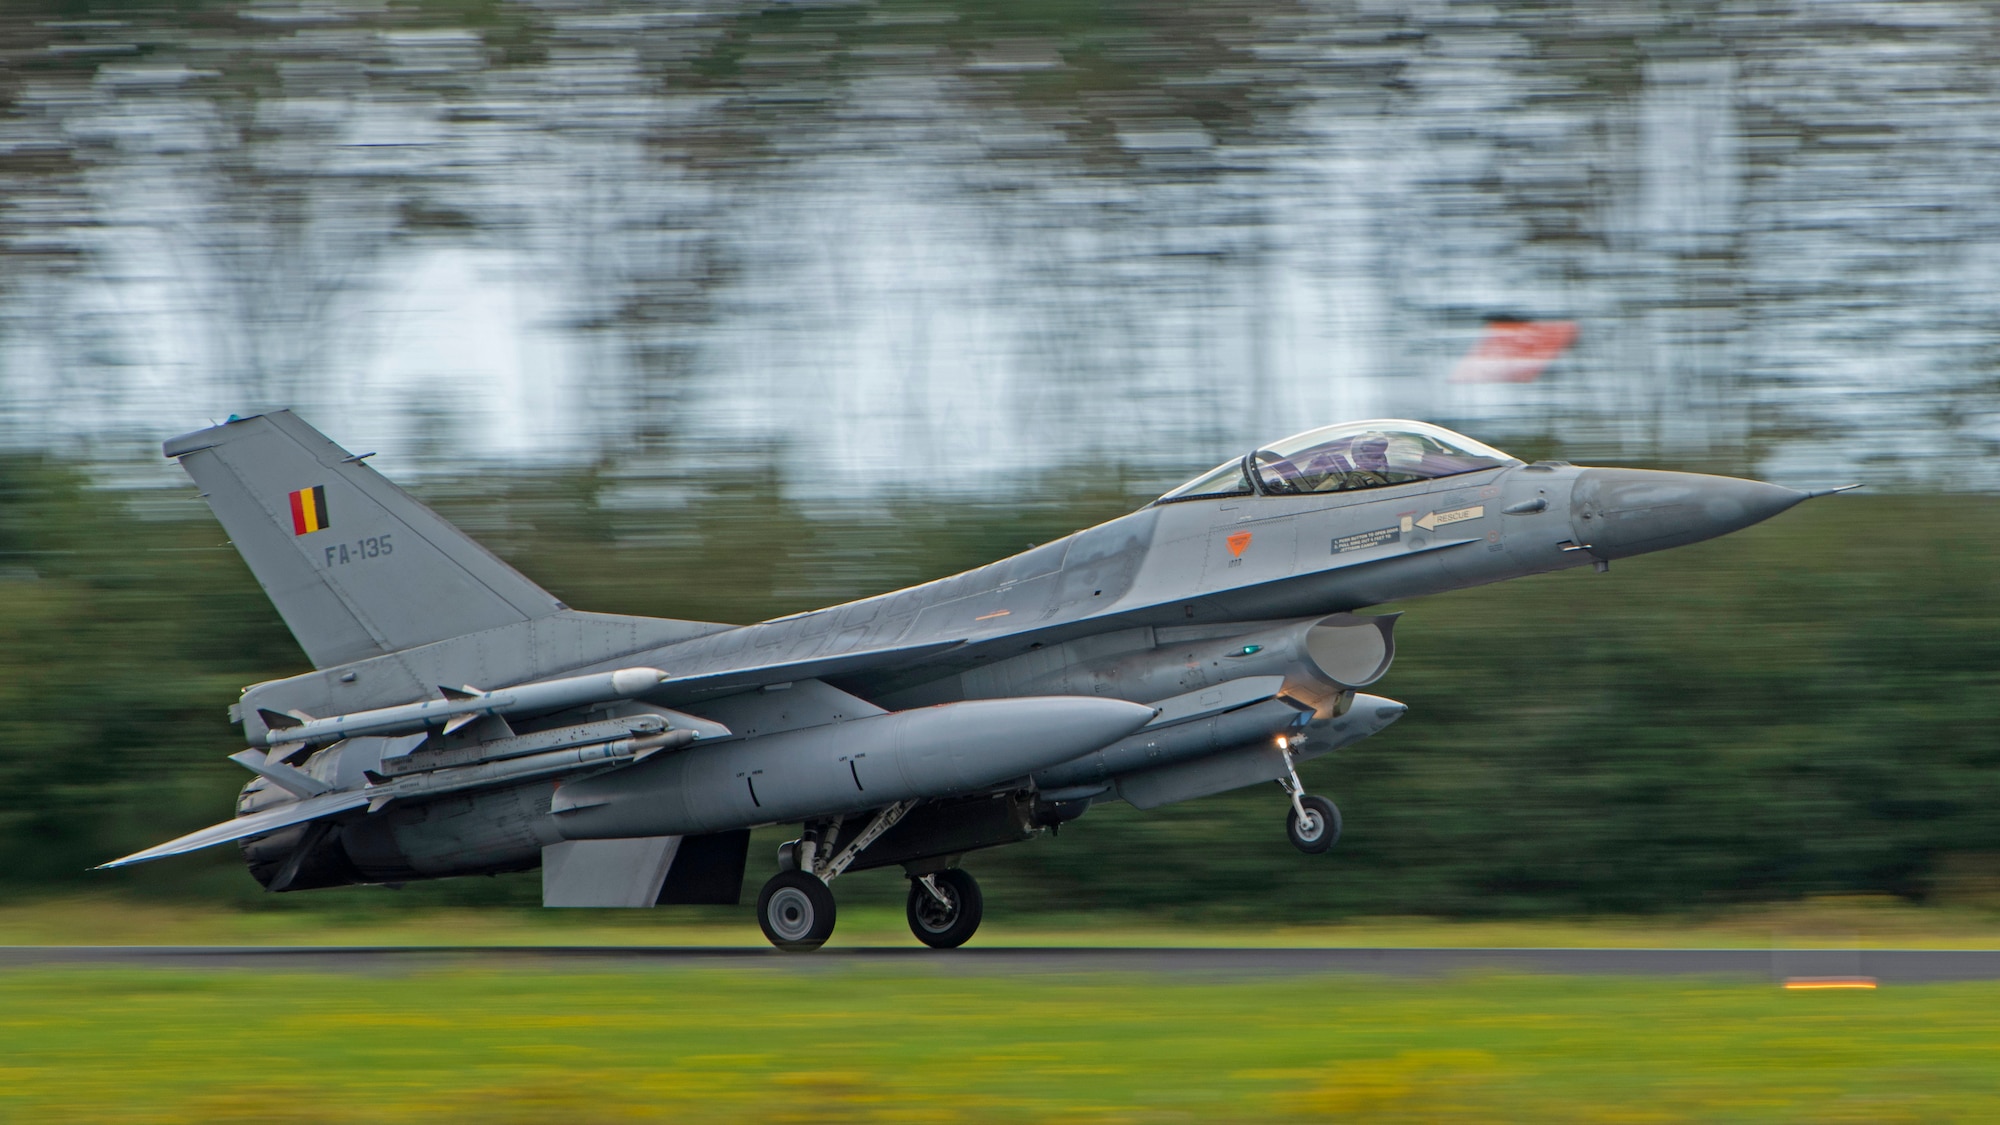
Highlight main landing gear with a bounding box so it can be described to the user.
[754,799,985,952]
[1277,742,1341,855]
[906,867,983,949]
[757,869,836,951]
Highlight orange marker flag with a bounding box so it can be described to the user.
[1449,320,1579,384]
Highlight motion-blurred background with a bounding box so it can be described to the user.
[2,0,1997,922]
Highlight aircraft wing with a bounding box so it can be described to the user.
[105,639,968,869]
[98,789,372,869]
[642,638,967,704]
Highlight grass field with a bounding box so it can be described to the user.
[1,963,1997,1123]
[7,898,2000,1120]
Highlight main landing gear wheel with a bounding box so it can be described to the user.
[1287,794,1341,854]
[757,870,837,951]
[906,868,983,949]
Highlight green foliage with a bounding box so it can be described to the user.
[0,456,301,895]
[2,452,1997,919]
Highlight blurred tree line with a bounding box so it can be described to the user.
[4,449,1998,918]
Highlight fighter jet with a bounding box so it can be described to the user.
[105,412,1847,950]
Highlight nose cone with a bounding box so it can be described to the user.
[1295,693,1407,763]
[1570,469,1806,559]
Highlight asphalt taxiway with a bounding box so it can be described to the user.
[2,946,1996,981]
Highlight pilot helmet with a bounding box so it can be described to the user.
[1352,432,1393,472]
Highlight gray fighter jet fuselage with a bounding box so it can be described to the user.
[109,413,1839,949]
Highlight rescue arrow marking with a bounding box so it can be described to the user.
[1414,505,1484,532]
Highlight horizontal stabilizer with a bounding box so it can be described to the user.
[98,789,372,869]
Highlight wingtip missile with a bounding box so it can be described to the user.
[256,666,673,747]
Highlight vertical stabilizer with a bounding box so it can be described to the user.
[165,411,566,668]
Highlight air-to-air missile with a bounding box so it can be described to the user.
[257,666,675,747]
[110,411,1850,951]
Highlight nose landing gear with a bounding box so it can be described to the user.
[906,868,983,949]
[1286,793,1341,853]
[1277,745,1341,855]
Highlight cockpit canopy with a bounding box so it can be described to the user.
[1157,420,1519,503]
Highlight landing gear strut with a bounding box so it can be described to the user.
[1277,745,1341,855]
[906,868,983,949]
[755,800,919,952]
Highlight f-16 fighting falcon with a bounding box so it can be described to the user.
[105,412,1849,949]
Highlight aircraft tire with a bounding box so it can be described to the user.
[1287,795,1341,854]
[757,870,837,951]
[906,868,982,949]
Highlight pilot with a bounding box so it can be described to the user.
[1292,447,1352,492]
[1340,432,1397,489]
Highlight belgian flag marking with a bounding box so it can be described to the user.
[289,485,330,535]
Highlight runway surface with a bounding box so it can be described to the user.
[3,945,1998,980]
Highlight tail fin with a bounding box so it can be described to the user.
[165,411,567,668]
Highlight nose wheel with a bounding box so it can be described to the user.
[1286,794,1341,853]
[1277,747,1341,854]
[906,868,983,949]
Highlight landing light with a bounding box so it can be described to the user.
[1275,736,1289,751]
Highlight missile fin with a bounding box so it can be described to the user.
[257,708,305,730]
[435,712,514,743]
[227,749,331,799]
[439,685,481,702]
[631,729,698,762]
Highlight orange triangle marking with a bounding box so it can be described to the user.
[1226,531,1253,558]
